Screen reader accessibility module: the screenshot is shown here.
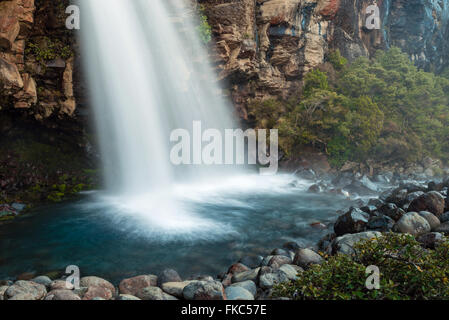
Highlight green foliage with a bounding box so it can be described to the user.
[25,36,72,63]
[196,5,212,44]
[273,233,449,300]
[327,49,348,71]
[248,47,449,166]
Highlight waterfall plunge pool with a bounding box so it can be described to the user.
[0,174,360,284]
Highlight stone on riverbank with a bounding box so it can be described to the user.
[162,281,194,298]
[293,248,323,269]
[45,289,81,300]
[157,269,181,287]
[418,211,441,230]
[80,276,115,300]
[330,231,382,255]
[229,280,257,296]
[183,280,226,300]
[119,275,157,296]
[231,268,260,283]
[5,280,46,300]
[225,286,254,300]
[408,191,445,217]
[334,207,369,236]
[395,212,431,236]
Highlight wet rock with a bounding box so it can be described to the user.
[157,269,181,286]
[385,189,408,206]
[282,241,303,251]
[229,280,257,297]
[408,191,445,217]
[331,231,382,255]
[405,191,425,204]
[318,233,337,252]
[296,169,316,180]
[183,280,226,300]
[435,222,449,235]
[399,182,427,193]
[225,286,254,300]
[439,211,449,223]
[395,212,431,237]
[31,276,52,289]
[308,184,322,193]
[267,255,292,269]
[261,256,274,267]
[119,275,157,296]
[378,203,405,221]
[293,248,324,269]
[162,281,194,298]
[334,207,369,236]
[270,248,290,257]
[5,281,46,300]
[238,256,263,269]
[45,289,81,300]
[368,198,385,208]
[117,294,141,300]
[367,215,395,232]
[418,211,441,230]
[227,263,250,275]
[360,205,378,215]
[417,232,445,249]
[83,285,114,300]
[231,268,260,283]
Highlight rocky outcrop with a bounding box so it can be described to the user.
[202,0,449,116]
[0,0,77,120]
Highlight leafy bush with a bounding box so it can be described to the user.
[248,47,449,166]
[272,233,449,300]
[196,5,212,44]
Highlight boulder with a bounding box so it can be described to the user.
[293,248,323,269]
[408,191,445,217]
[5,281,46,300]
[258,270,290,290]
[378,203,405,221]
[0,286,8,300]
[267,255,292,269]
[435,222,449,235]
[278,264,302,281]
[418,211,441,230]
[136,286,175,300]
[183,280,226,300]
[238,256,263,269]
[45,289,81,300]
[367,215,395,232]
[227,263,250,275]
[161,281,194,298]
[395,212,431,236]
[119,275,157,296]
[334,207,369,236]
[440,212,449,223]
[270,248,290,257]
[157,269,181,286]
[50,280,74,291]
[229,280,257,296]
[225,286,254,300]
[31,276,52,289]
[80,276,115,300]
[231,268,260,283]
[330,231,382,255]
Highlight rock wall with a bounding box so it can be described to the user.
[0,0,77,122]
[202,0,449,116]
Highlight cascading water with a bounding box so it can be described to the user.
[79,0,241,232]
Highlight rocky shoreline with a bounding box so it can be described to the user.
[1,173,448,300]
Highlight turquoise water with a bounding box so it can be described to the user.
[0,177,357,284]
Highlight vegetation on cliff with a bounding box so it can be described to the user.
[249,48,449,167]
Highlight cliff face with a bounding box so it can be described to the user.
[0,0,77,122]
[202,0,449,116]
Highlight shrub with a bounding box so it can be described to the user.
[272,233,449,300]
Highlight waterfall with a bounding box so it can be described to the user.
[79,0,239,231]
